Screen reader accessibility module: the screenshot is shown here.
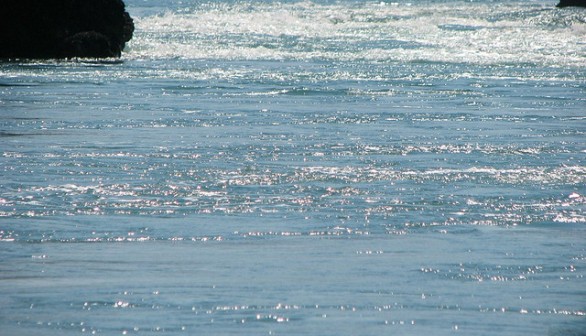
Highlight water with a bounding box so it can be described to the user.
[1,0,585,334]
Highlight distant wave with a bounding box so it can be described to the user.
[125,1,586,67]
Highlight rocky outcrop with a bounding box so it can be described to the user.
[557,0,586,7]
[0,0,134,59]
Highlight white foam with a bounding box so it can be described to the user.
[125,1,586,67]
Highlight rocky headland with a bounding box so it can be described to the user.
[0,0,134,59]
[557,0,586,8]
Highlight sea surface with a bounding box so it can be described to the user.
[1,0,585,335]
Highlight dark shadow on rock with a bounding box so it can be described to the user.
[62,32,116,58]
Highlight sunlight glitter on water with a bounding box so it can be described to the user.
[1,1,584,335]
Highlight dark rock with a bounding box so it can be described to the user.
[62,32,116,58]
[0,0,134,59]
[557,0,586,8]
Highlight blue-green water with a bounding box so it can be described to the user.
[1,0,585,335]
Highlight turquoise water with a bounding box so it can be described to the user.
[1,0,585,335]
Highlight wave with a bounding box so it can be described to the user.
[124,0,586,67]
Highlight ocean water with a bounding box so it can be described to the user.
[1,0,585,335]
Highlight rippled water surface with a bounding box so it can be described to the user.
[1,0,585,335]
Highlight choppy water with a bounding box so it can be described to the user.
[1,0,585,335]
